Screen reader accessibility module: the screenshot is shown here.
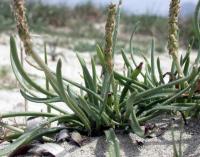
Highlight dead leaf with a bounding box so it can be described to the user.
[70,131,85,147]
[55,129,70,142]
[29,143,68,157]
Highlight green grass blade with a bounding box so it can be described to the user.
[121,49,133,70]
[181,48,191,66]
[114,71,148,89]
[150,39,158,85]
[112,0,122,57]
[125,72,193,119]
[105,128,120,157]
[10,36,55,97]
[130,21,140,67]
[77,54,95,91]
[157,57,164,84]
[194,0,200,42]
[91,106,111,126]
[60,75,103,102]
[130,108,145,138]
[145,65,155,88]
[119,64,143,103]
[0,115,72,156]
[77,54,98,105]
[171,126,181,157]
[78,96,100,122]
[96,44,106,66]
[150,105,193,112]
[100,72,112,114]
[183,57,190,76]
[0,127,63,156]
[171,60,176,74]
[20,90,61,103]
[44,42,51,113]
[0,112,57,118]
[91,57,97,92]
[56,59,91,132]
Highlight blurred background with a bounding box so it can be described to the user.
[0,0,198,53]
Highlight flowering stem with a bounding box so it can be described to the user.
[168,0,184,78]
[104,4,116,74]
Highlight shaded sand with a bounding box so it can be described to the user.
[61,117,200,157]
[1,114,200,157]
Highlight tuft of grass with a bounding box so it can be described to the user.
[0,66,9,77]
[74,41,96,52]
[1,0,200,156]
[0,66,17,89]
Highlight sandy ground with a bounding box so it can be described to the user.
[0,33,200,156]
[61,117,200,157]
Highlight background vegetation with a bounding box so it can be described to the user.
[0,0,197,52]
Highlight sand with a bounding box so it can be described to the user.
[0,33,200,157]
[59,116,200,157]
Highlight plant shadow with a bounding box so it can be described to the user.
[144,116,200,157]
[61,117,200,157]
[94,133,141,157]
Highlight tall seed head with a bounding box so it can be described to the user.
[104,4,116,73]
[13,0,32,55]
[168,0,180,56]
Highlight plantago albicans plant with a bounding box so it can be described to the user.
[1,0,200,156]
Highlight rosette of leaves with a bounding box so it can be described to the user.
[1,0,200,156]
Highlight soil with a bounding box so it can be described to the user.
[0,33,200,157]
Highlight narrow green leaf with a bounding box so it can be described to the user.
[0,112,57,118]
[105,128,120,157]
[44,42,51,113]
[120,63,143,103]
[100,72,112,114]
[91,57,97,92]
[96,44,106,66]
[10,36,55,97]
[194,48,200,66]
[77,54,98,106]
[150,39,158,85]
[125,72,193,119]
[121,49,133,70]
[56,59,91,132]
[112,0,122,57]
[145,65,155,88]
[0,115,71,156]
[171,126,181,157]
[141,53,151,70]
[194,0,200,42]
[130,21,140,67]
[157,57,164,84]
[151,105,193,112]
[78,96,100,123]
[60,75,103,102]
[183,57,190,76]
[114,71,148,89]
[130,108,145,138]
[171,60,176,74]
[20,90,61,103]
